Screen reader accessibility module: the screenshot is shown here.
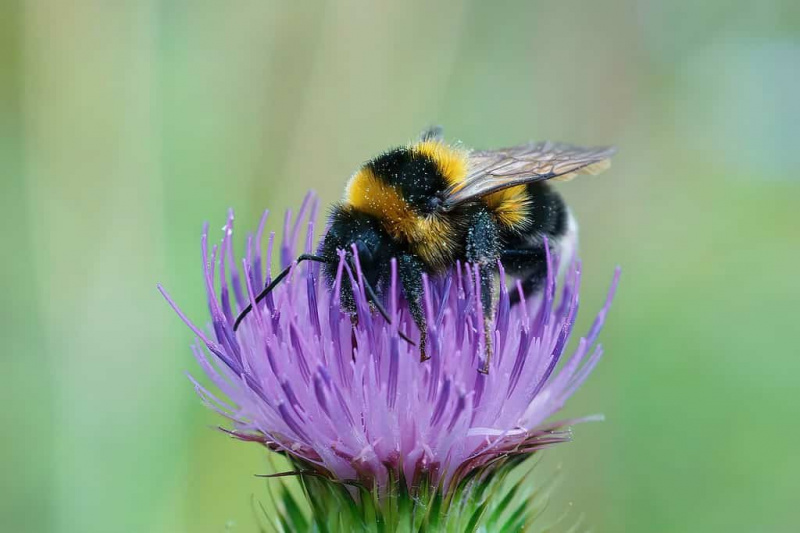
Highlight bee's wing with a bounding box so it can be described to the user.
[441,142,616,209]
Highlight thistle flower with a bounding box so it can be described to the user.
[160,193,619,531]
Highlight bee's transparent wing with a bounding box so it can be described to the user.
[441,142,616,210]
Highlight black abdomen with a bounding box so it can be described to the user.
[501,182,569,279]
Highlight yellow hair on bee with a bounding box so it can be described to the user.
[483,185,531,229]
[411,140,469,187]
[411,216,458,271]
[344,167,417,240]
[344,165,458,270]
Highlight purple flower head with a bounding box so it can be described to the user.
[160,193,619,498]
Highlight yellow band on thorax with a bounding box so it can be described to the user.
[343,164,458,269]
[410,140,468,186]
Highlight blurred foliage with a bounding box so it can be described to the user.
[1,1,799,532]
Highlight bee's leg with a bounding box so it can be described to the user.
[474,268,495,374]
[465,210,501,374]
[500,247,548,306]
[333,273,361,359]
[397,253,428,361]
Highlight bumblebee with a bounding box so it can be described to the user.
[234,127,615,372]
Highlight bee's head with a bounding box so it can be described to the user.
[314,205,417,347]
[320,206,392,294]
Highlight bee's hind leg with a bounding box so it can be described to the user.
[470,264,495,374]
[465,210,502,374]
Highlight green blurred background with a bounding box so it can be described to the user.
[2,1,799,531]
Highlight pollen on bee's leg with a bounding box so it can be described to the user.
[419,272,433,363]
[478,321,494,374]
[419,330,429,362]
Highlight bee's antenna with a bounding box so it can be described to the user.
[233,253,328,331]
[232,253,417,348]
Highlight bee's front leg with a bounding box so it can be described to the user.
[397,253,428,361]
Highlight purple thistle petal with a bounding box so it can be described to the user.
[430,378,452,428]
[252,209,269,290]
[161,195,619,497]
[386,337,400,410]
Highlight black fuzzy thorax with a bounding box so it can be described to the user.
[365,147,450,215]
